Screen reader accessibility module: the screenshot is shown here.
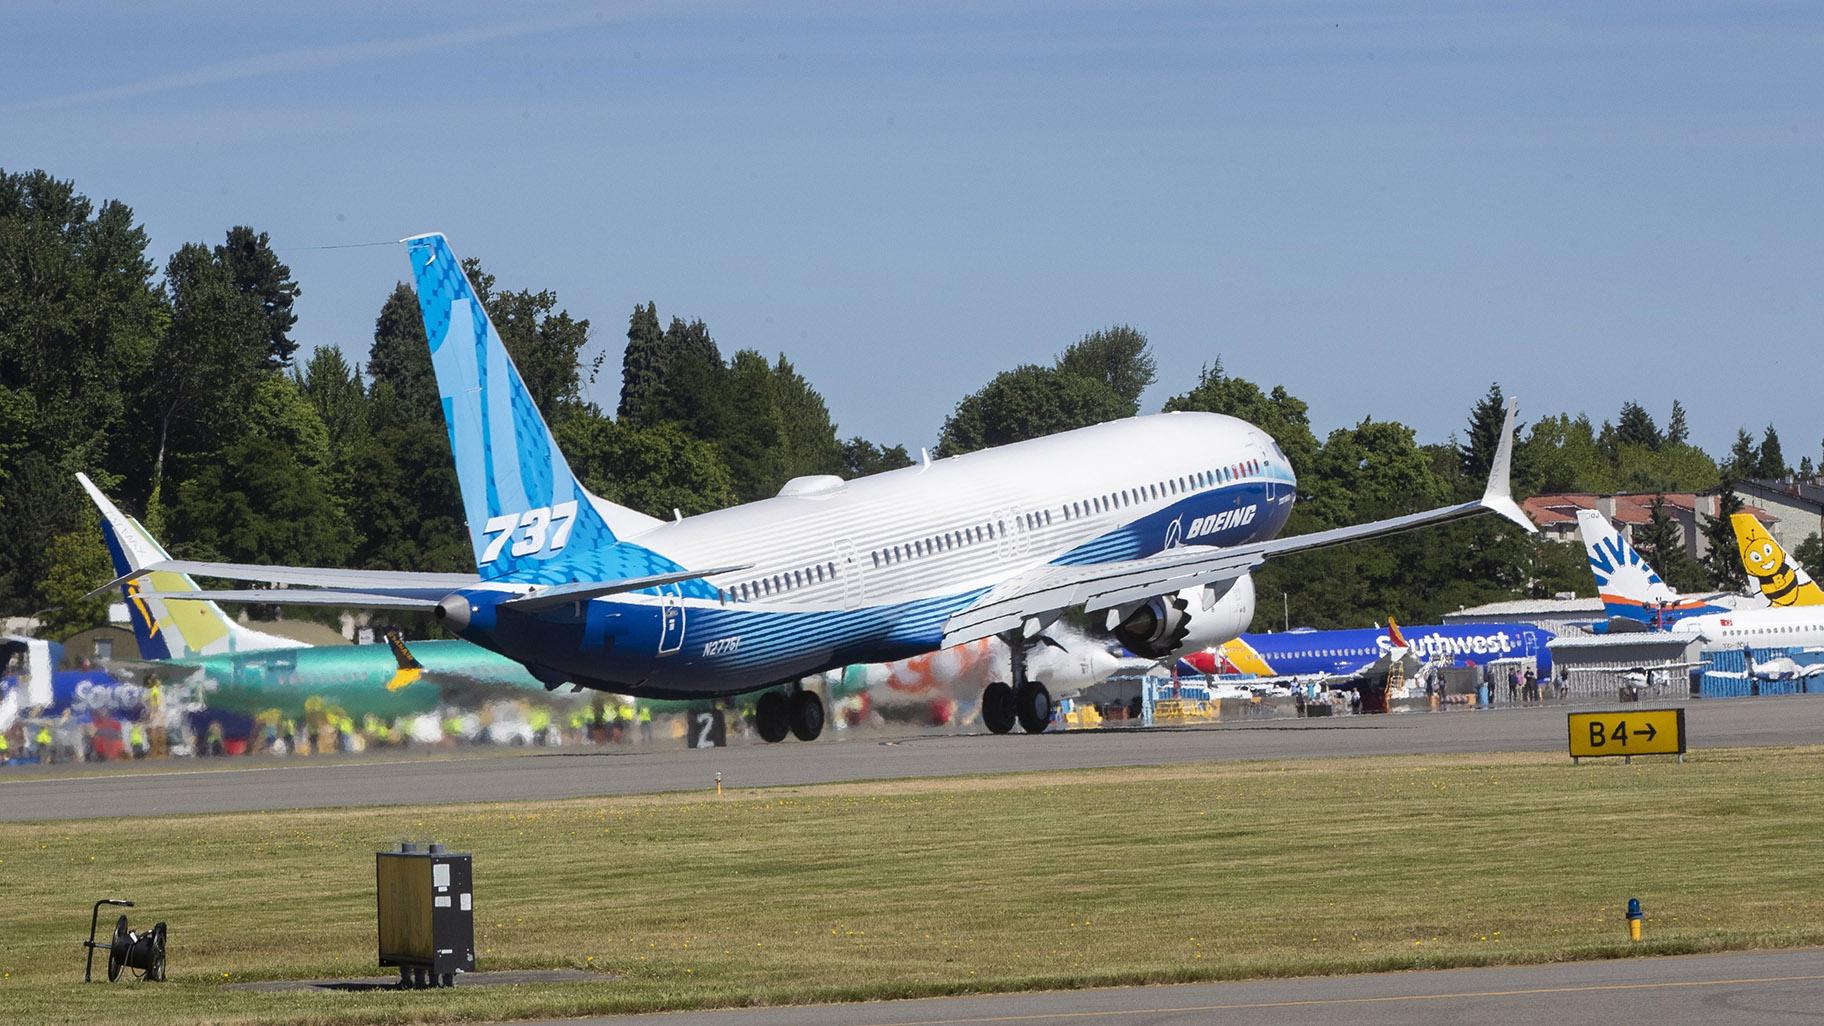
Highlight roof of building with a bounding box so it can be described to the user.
[1448,596,1605,617]
[1546,632,1696,652]
[1739,477,1824,512]
[1523,492,1777,529]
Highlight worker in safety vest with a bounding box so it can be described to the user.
[637,704,653,742]
[129,723,148,758]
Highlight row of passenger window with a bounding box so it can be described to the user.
[727,458,1270,602]
[724,560,839,604]
[872,519,1005,569]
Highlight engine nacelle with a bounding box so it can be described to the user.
[1107,574,1257,659]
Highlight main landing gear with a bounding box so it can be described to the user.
[755,686,825,743]
[981,634,1051,735]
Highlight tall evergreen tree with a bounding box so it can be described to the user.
[1457,383,1509,481]
[1664,399,1690,446]
[1613,401,1663,450]
[936,364,1130,458]
[769,353,845,480]
[658,317,724,441]
[214,226,300,367]
[1756,424,1788,480]
[718,349,789,501]
[617,302,667,427]
[1724,428,1758,477]
[366,283,437,416]
[1639,494,1705,592]
[1700,474,1749,591]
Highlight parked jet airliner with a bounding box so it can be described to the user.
[108,233,1533,743]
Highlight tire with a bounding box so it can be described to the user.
[788,690,825,742]
[981,682,1015,734]
[1016,681,1051,734]
[755,691,790,743]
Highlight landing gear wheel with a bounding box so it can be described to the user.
[788,690,825,741]
[755,691,789,743]
[981,681,1015,735]
[1016,681,1052,734]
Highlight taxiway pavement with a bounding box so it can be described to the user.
[514,947,1824,1026]
[3,695,1820,822]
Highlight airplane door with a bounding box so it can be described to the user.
[1523,631,1538,657]
[657,585,685,657]
[834,539,865,611]
[995,505,1029,562]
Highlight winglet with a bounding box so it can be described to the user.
[385,630,424,692]
[1480,398,1534,532]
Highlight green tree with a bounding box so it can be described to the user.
[841,437,914,478]
[560,414,738,517]
[1724,428,1758,477]
[1613,402,1662,450]
[298,346,367,467]
[718,349,790,500]
[1794,533,1824,576]
[1756,424,1788,480]
[1162,360,1321,477]
[166,428,355,569]
[366,283,437,417]
[144,240,271,499]
[1054,325,1155,413]
[936,364,1130,458]
[1700,477,1748,591]
[769,354,844,480]
[1664,400,1690,446]
[487,281,595,422]
[37,519,113,639]
[214,226,300,367]
[1457,383,1509,482]
[1638,495,1706,592]
[617,302,667,427]
[657,317,725,442]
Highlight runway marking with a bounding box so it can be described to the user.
[854,972,1824,1025]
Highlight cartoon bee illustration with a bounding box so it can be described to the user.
[1731,512,1824,607]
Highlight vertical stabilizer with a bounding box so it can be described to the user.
[1732,511,1824,607]
[404,233,629,582]
[76,473,304,658]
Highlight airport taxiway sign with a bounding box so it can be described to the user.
[1568,708,1686,761]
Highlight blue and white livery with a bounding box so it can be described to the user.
[111,233,1533,742]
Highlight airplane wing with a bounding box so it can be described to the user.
[943,400,1533,649]
[123,564,750,610]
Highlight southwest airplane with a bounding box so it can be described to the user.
[108,233,1533,743]
[1184,619,1555,680]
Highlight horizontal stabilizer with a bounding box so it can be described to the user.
[88,561,478,602]
[501,564,752,611]
[133,590,436,609]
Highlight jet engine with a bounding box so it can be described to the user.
[1106,573,1257,659]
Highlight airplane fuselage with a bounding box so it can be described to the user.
[450,412,1296,698]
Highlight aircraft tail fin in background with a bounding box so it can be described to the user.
[1575,507,1726,628]
[404,233,661,582]
[76,473,304,659]
[1387,617,1408,650]
[1730,512,1824,607]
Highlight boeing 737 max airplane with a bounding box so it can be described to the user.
[104,233,1533,743]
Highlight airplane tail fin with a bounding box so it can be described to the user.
[1575,508,1684,622]
[1731,511,1824,607]
[1387,617,1408,649]
[404,233,661,582]
[77,473,303,659]
[384,630,424,692]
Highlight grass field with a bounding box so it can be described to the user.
[4,747,1824,1025]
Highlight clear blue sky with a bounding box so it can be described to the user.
[6,2,1820,462]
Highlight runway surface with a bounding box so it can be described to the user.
[4,694,1822,822]
[512,948,1824,1026]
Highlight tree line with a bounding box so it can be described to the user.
[3,167,1819,638]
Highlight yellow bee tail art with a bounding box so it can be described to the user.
[1731,512,1824,607]
[385,630,425,691]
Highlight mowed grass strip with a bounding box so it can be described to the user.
[4,748,1824,1025]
